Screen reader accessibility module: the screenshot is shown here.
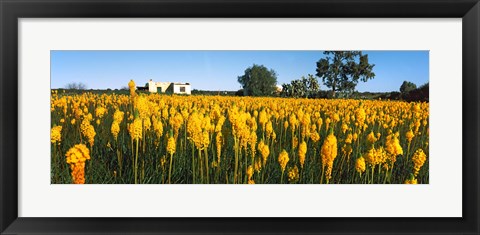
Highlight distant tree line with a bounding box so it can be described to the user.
[191,89,237,96]
[237,51,376,99]
[401,81,429,102]
[375,81,429,102]
[65,82,87,90]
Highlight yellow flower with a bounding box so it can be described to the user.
[216,132,223,162]
[345,133,353,144]
[363,148,376,166]
[404,178,418,184]
[317,117,323,131]
[289,114,298,132]
[167,135,176,155]
[366,131,377,146]
[332,113,340,123]
[215,116,226,133]
[258,140,270,166]
[249,131,257,156]
[405,174,418,184]
[412,148,427,176]
[321,133,337,182]
[128,80,136,89]
[95,106,107,119]
[51,126,62,144]
[246,165,254,181]
[187,112,204,150]
[265,121,273,138]
[128,80,136,98]
[254,157,262,173]
[65,144,91,184]
[128,118,142,141]
[298,141,307,168]
[375,147,388,165]
[50,89,430,184]
[160,155,167,168]
[278,150,289,172]
[201,130,210,150]
[310,131,320,143]
[144,117,152,131]
[364,147,387,167]
[355,157,366,174]
[355,107,366,126]
[152,116,163,138]
[65,144,90,164]
[135,96,150,120]
[259,109,268,128]
[292,136,298,149]
[406,129,414,143]
[288,165,299,183]
[385,132,403,165]
[169,113,184,139]
[325,118,331,130]
[111,121,120,141]
[80,118,96,147]
[113,110,124,123]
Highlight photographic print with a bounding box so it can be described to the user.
[50,50,429,184]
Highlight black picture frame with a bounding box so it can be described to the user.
[1,0,479,234]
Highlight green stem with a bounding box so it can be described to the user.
[192,142,195,184]
[377,164,381,183]
[131,138,134,166]
[371,166,375,184]
[234,138,238,184]
[204,148,209,184]
[244,149,248,184]
[199,149,203,183]
[117,141,122,177]
[351,168,356,184]
[383,169,388,184]
[135,138,139,184]
[168,153,173,184]
[281,170,284,184]
[320,166,325,184]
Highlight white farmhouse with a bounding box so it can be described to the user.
[147,79,192,95]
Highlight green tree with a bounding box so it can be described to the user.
[281,83,293,97]
[65,82,87,90]
[281,74,321,98]
[400,80,417,96]
[316,51,375,98]
[292,79,307,98]
[306,74,320,98]
[238,64,278,96]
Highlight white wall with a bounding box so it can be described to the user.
[155,82,171,93]
[148,81,171,93]
[148,80,157,93]
[173,84,191,95]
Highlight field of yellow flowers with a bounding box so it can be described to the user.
[51,80,429,184]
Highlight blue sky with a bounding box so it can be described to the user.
[51,50,428,92]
